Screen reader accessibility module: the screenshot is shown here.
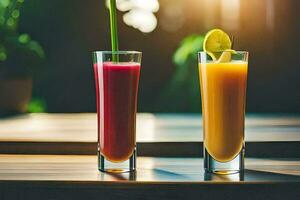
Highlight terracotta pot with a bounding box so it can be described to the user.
[0,79,32,113]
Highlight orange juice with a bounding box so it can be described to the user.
[199,61,248,162]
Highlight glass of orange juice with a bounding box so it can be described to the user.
[198,50,248,174]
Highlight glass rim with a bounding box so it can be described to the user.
[93,50,142,55]
[198,51,248,55]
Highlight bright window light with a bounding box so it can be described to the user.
[221,0,240,30]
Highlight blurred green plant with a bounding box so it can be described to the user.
[159,34,204,112]
[27,97,47,113]
[0,0,45,78]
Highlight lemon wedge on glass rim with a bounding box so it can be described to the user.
[203,29,236,62]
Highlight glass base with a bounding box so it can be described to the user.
[98,148,136,173]
[204,148,244,175]
[204,171,244,181]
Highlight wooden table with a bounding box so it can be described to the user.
[0,113,299,199]
[0,113,299,157]
[0,155,299,200]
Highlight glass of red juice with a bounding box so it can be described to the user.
[93,51,142,173]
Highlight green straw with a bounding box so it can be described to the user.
[109,0,119,62]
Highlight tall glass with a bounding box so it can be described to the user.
[93,51,142,173]
[198,51,248,174]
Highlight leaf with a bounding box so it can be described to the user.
[28,98,47,113]
[173,34,204,66]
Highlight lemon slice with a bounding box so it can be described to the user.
[203,29,232,61]
[217,49,237,63]
[217,51,232,63]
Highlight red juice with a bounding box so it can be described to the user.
[94,62,141,162]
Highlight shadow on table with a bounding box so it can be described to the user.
[151,168,188,180]
[98,168,189,182]
[204,169,300,182]
[244,169,300,181]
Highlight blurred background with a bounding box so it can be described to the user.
[0,0,299,114]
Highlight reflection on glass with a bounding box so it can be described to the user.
[204,171,244,181]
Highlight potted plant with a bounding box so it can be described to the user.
[158,34,204,112]
[0,0,44,114]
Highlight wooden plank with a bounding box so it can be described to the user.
[0,141,299,157]
[0,113,299,156]
[0,113,299,143]
[0,142,95,155]
[139,141,300,158]
[0,155,298,181]
[0,155,298,200]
